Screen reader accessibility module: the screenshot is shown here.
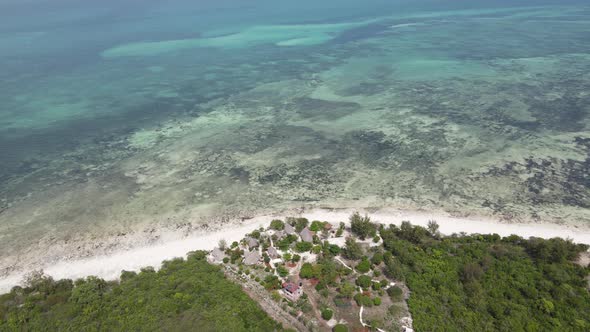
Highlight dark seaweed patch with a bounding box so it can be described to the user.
[290,97,361,119]
[527,93,589,132]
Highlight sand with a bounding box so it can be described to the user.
[1,207,589,293]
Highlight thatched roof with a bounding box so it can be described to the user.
[243,251,261,265]
[300,227,314,243]
[284,223,296,235]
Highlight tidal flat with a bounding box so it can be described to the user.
[1,1,589,279]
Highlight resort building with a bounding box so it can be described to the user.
[284,223,296,235]
[267,246,280,259]
[245,237,259,250]
[243,250,261,265]
[208,247,226,264]
[300,227,314,243]
[282,281,303,301]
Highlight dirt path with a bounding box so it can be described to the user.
[224,267,307,331]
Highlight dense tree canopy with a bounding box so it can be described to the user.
[379,224,590,331]
[0,252,280,331]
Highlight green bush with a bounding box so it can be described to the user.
[350,212,377,240]
[356,275,372,289]
[387,286,403,301]
[333,324,348,332]
[270,219,285,230]
[295,241,313,253]
[355,258,371,273]
[373,297,382,306]
[321,308,334,320]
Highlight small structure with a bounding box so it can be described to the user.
[243,250,261,265]
[273,230,286,240]
[284,223,296,235]
[282,281,303,301]
[300,227,314,243]
[245,237,259,250]
[267,246,280,259]
[208,247,226,264]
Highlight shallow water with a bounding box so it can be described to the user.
[1,0,589,274]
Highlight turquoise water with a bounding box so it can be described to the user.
[1,0,589,272]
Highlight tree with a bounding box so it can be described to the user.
[371,252,384,265]
[356,275,372,289]
[294,218,309,232]
[350,212,376,240]
[427,220,439,235]
[310,221,324,232]
[339,282,355,298]
[276,266,289,278]
[343,238,363,260]
[355,258,371,273]
[387,286,403,301]
[218,239,227,250]
[270,219,285,230]
[295,242,313,253]
[300,263,315,279]
[321,308,333,320]
[461,262,484,283]
[333,324,348,332]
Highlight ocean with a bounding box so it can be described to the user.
[1,0,589,277]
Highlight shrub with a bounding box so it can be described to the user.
[277,266,289,278]
[350,212,377,240]
[321,308,334,320]
[343,238,363,260]
[356,258,371,273]
[295,242,313,253]
[373,297,382,306]
[310,221,324,232]
[356,275,372,289]
[333,324,348,332]
[387,286,403,301]
[371,252,384,265]
[270,219,285,230]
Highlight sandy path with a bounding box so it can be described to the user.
[1,208,589,293]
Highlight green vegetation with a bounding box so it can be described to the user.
[350,212,376,240]
[378,223,590,331]
[342,238,363,260]
[387,286,403,302]
[321,308,333,320]
[277,234,298,251]
[373,297,381,306]
[289,217,309,232]
[333,324,348,332]
[355,257,371,273]
[356,275,372,289]
[294,241,313,253]
[270,219,285,230]
[0,252,279,331]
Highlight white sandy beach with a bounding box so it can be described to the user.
[1,208,589,293]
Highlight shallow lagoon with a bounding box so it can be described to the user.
[0,0,589,275]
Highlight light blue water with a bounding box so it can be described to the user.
[0,0,589,273]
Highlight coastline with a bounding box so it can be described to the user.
[1,207,589,293]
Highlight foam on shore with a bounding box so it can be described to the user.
[1,208,589,293]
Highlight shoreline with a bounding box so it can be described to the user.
[1,207,589,293]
